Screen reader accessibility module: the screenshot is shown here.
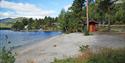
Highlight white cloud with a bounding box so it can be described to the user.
[0,0,55,19]
[64,4,71,11]
[0,11,14,18]
[0,12,10,17]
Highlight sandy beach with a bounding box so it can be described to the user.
[14,33,125,63]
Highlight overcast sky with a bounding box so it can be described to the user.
[0,0,73,19]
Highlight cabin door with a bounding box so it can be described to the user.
[89,24,93,32]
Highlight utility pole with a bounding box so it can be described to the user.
[86,0,89,32]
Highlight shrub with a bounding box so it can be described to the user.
[84,31,90,36]
[0,35,15,63]
[79,45,89,52]
[0,47,15,63]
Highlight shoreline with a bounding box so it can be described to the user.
[13,34,62,54]
[14,33,125,63]
[12,34,62,50]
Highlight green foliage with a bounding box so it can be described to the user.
[69,0,86,32]
[10,0,125,32]
[58,9,66,32]
[57,0,125,33]
[88,48,125,63]
[0,47,15,63]
[98,25,125,32]
[12,21,24,31]
[52,58,77,63]
[84,31,90,36]
[0,35,15,63]
[22,18,28,25]
[113,0,125,24]
[58,0,86,33]
[0,23,12,29]
[11,17,59,31]
[53,48,125,63]
[98,0,117,31]
[79,45,89,52]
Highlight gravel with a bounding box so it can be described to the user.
[14,33,125,63]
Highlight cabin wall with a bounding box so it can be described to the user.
[89,24,96,32]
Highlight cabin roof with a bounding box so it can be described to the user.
[89,20,98,24]
[84,20,98,25]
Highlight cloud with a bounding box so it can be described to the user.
[0,11,15,19]
[64,4,71,11]
[0,12,10,17]
[0,0,55,19]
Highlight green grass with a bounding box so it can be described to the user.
[0,23,12,30]
[0,23,12,28]
[52,48,125,63]
[79,45,89,52]
[98,25,125,32]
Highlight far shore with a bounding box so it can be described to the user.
[13,32,125,63]
[10,29,61,32]
[0,27,11,30]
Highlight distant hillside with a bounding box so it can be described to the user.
[0,18,12,23]
[0,17,27,29]
[0,17,26,24]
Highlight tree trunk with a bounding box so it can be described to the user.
[107,8,111,32]
[108,18,111,32]
[86,0,89,31]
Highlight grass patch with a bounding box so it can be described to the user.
[0,23,12,30]
[0,23,12,28]
[79,45,89,52]
[52,47,125,63]
[98,25,125,32]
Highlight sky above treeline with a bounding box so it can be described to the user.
[0,0,74,19]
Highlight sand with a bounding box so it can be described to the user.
[14,33,125,63]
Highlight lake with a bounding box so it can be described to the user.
[0,30,62,48]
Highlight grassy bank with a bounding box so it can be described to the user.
[98,25,125,32]
[0,23,12,30]
[53,48,125,63]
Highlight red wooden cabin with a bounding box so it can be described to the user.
[89,20,98,32]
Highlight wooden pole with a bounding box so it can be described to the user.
[86,0,89,32]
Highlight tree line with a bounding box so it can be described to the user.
[58,0,125,33]
[12,0,125,32]
[11,16,58,31]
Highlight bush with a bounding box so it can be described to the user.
[79,45,89,52]
[0,35,15,63]
[0,47,15,63]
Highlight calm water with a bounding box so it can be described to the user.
[0,30,62,48]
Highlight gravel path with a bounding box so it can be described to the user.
[14,33,125,63]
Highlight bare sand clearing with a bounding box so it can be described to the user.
[14,33,125,63]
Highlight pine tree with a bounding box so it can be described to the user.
[98,0,117,31]
[69,0,86,32]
